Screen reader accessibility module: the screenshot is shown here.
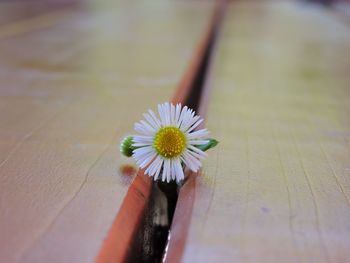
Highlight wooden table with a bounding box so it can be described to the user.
[1,1,350,263]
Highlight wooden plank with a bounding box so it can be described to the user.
[0,1,214,263]
[177,1,350,262]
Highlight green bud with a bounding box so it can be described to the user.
[195,138,219,152]
[120,136,135,157]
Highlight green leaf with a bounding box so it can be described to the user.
[195,138,219,152]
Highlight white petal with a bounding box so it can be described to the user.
[182,151,201,172]
[188,140,210,145]
[186,118,204,133]
[148,110,161,128]
[186,111,196,130]
[133,145,153,155]
[164,103,171,126]
[182,115,200,131]
[135,150,154,164]
[135,148,154,162]
[188,145,207,158]
[177,105,188,127]
[133,146,154,159]
[140,120,155,132]
[166,159,172,182]
[154,158,164,180]
[187,128,209,139]
[181,155,196,172]
[162,159,171,182]
[186,151,203,167]
[133,135,153,143]
[179,108,193,130]
[133,142,151,147]
[173,158,184,182]
[145,155,161,176]
[175,103,181,127]
[145,162,155,176]
[143,112,160,130]
[187,148,206,160]
[139,152,157,168]
[158,104,167,126]
[134,123,147,135]
[170,103,175,125]
[135,122,154,136]
[151,156,163,175]
[170,159,175,180]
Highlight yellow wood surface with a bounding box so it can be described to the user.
[0,1,213,263]
[182,1,350,263]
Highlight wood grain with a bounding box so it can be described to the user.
[178,1,350,262]
[0,1,214,263]
[95,2,217,262]
[95,171,152,263]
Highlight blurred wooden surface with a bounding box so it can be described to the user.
[179,1,350,263]
[2,1,350,263]
[0,1,213,263]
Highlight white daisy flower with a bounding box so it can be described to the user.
[132,102,209,183]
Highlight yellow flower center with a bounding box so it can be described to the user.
[154,127,186,158]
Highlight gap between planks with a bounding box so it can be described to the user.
[95,2,226,263]
[164,1,227,262]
